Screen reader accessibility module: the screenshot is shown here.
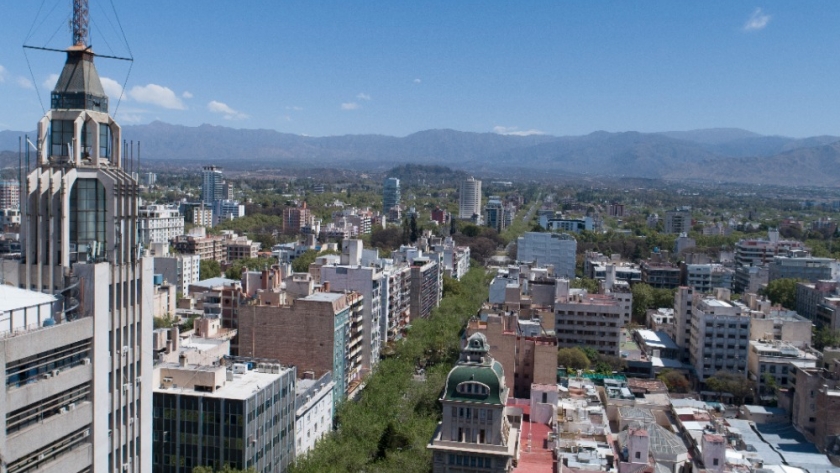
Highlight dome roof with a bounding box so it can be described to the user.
[443,359,505,405]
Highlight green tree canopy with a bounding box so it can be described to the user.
[199,259,221,280]
[557,347,591,371]
[813,326,840,350]
[705,371,752,404]
[657,369,691,393]
[570,277,599,293]
[763,278,801,309]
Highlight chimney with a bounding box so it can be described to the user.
[171,325,180,352]
[179,352,187,367]
[323,281,330,293]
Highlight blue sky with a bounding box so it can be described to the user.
[1,1,839,137]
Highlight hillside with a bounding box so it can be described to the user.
[3,123,840,186]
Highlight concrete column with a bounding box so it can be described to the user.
[38,114,51,165]
[73,115,85,166]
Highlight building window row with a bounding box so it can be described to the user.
[448,454,493,468]
[6,382,91,434]
[6,339,92,388]
[6,426,90,473]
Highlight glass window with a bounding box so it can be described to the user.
[69,179,106,262]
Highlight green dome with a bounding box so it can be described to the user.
[443,360,505,405]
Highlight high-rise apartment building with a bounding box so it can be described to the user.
[138,204,185,245]
[689,297,750,383]
[664,210,691,234]
[201,165,224,204]
[458,177,482,219]
[383,177,400,211]
[484,197,505,233]
[0,180,20,209]
[1,16,153,472]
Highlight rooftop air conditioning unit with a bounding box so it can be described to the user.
[52,369,60,377]
[123,383,130,393]
[82,357,91,365]
[68,402,76,410]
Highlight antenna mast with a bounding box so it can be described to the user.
[72,0,89,47]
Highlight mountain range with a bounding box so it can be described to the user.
[1,122,838,186]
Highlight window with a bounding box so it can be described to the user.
[713,459,719,466]
[636,452,641,459]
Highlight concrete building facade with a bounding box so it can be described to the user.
[138,204,184,246]
[516,232,576,278]
[689,298,749,383]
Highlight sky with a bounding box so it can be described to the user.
[1,1,839,138]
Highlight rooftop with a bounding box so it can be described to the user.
[154,365,291,401]
[0,285,56,312]
[191,277,239,289]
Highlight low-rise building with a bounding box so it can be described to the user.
[172,229,227,262]
[769,251,835,283]
[796,280,839,322]
[747,340,817,400]
[682,263,734,294]
[641,256,681,289]
[517,231,576,278]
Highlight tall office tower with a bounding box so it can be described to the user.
[383,177,400,211]
[0,180,20,209]
[458,176,482,219]
[201,165,224,204]
[2,5,153,471]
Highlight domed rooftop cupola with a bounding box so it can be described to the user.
[461,332,490,364]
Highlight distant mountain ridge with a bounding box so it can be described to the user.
[1,123,839,186]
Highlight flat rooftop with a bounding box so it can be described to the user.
[154,365,291,400]
[191,277,238,289]
[0,285,56,312]
[704,299,732,308]
[302,292,345,302]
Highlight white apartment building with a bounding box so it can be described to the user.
[154,253,200,296]
[458,177,482,219]
[689,298,750,383]
[684,264,734,294]
[431,236,471,280]
[138,204,185,245]
[295,372,335,457]
[320,241,384,372]
[516,232,577,278]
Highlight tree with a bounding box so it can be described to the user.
[705,371,752,404]
[631,283,654,323]
[570,277,599,293]
[813,326,840,350]
[557,347,591,370]
[442,276,463,297]
[763,278,800,309]
[292,249,320,273]
[199,259,221,280]
[657,369,691,393]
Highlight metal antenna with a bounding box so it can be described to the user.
[72,0,89,46]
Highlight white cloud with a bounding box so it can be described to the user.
[413,78,421,83]
[286,105,303,111]
[42,73,59,89]
[493,125,545,136]
[207,100,248,120]
[341,102,359,110]
[128,84,186,109]
[0,65,7,83]
[101,77,124,100]
[744,8,770,31]
[17,77,34,89]
[356,92,371,101]
[182,91,193,99]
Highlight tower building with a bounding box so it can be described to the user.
[459,177,482,219]
[1,3,153,472]
[383,177,400,212]
[201,165,224,204]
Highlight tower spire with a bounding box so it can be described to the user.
[72,0,89,47]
